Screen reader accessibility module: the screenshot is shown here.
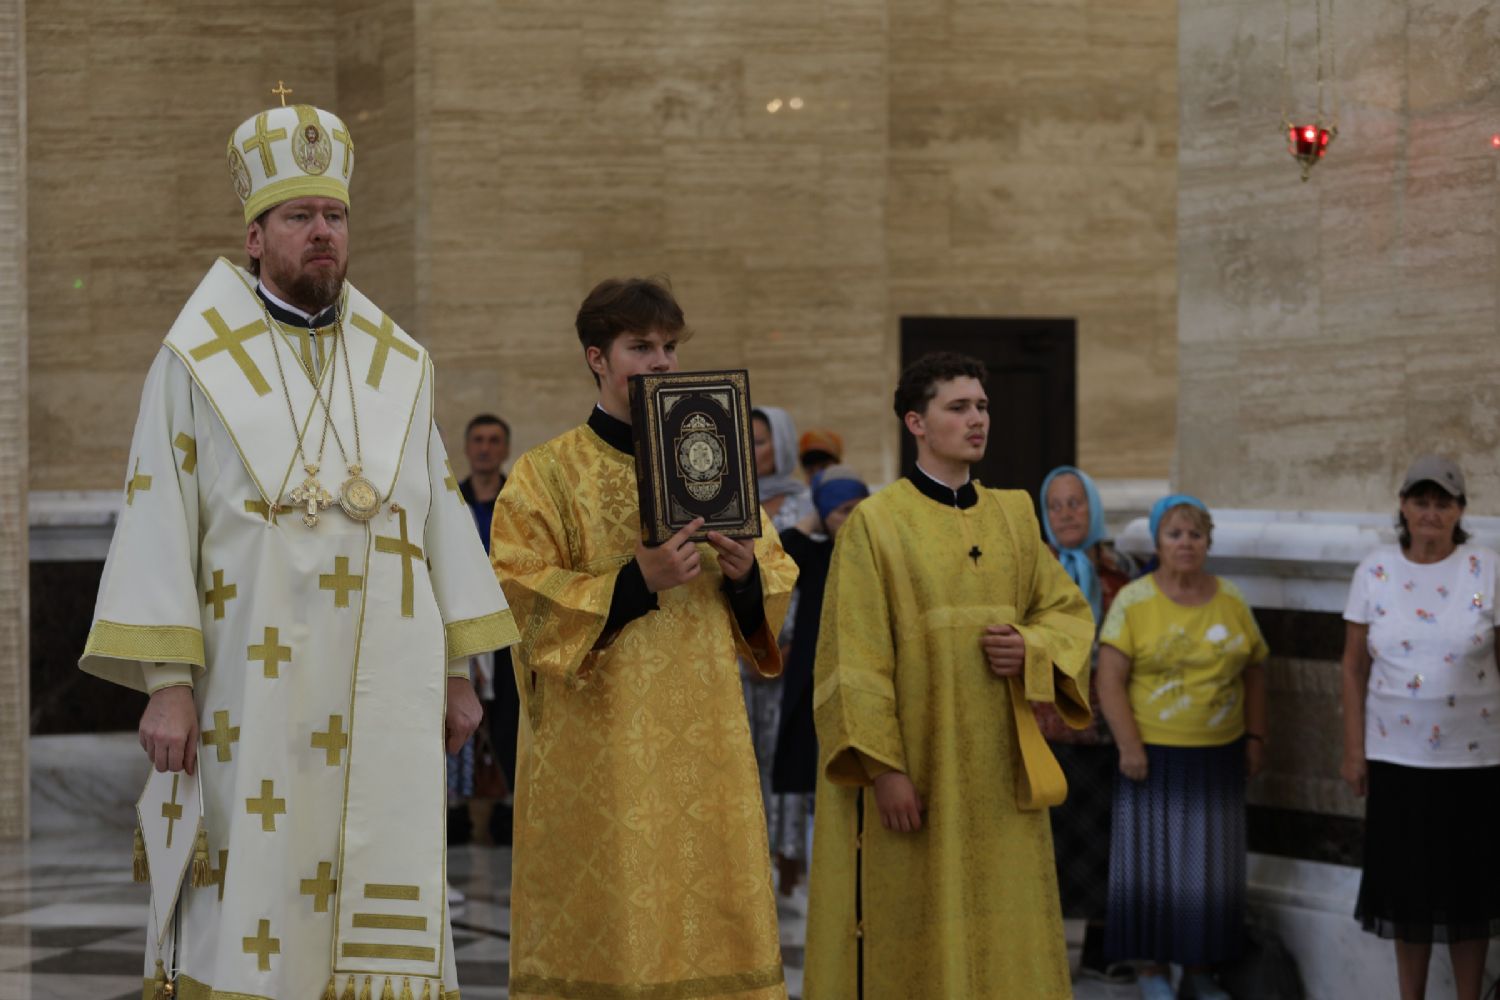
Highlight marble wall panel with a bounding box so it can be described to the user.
[30,1,1181,491]
[335,0,421,332]
[888,0,1179,481]
[1,0,27,840]
[420,0,895,467]
[26,2,339,491]
[1179,0,1500,514]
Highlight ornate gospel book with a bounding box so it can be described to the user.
[628,369,762,545]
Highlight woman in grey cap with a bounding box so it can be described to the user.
[1340,455,1500,1000]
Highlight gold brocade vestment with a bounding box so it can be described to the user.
[803,480,1094,1000]
[491,420,799,1000]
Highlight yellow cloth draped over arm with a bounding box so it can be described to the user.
[1003,494,1094,725]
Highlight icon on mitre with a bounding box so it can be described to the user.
[134,768,209,997]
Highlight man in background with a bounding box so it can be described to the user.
[457,412,519,842]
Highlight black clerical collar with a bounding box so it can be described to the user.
[256,283,338,330]
[588,406,635,456]
[906,465,978,509]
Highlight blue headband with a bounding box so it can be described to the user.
[1149,493,1209,543]
[812,466,870,523]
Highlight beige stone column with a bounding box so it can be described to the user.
[0,0,28,842]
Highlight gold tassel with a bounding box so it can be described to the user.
[133,825,151,883]
[420,982,432,1000]
[400,979,413,1000]
[190,827,211,887]
[340,975,357,1000]
[380,977,395,1000]
[322,975,338,1000]
[360,976,372,1000]
[152,958,167,1000]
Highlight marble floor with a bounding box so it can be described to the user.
[0,830,1134,999]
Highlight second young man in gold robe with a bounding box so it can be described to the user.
[491,278,799,1000]
[803,352,1096,999]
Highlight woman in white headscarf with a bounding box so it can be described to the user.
[748,406,814,891]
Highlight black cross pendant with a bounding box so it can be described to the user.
[968,545,982,564]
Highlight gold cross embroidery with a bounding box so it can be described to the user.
[443,460,462,502]
[204,569,238,620]
[242,918,281,971]
[161,774,184,849]
[241,112,287,177]
[125,458,152,506]
[173,433,197,474]
[210,848,228,900]
[248,626,292,679]
[331,124,353,178]
[201,709,240,763]
[349,312,419,389]
[375,509,425,618]
[189,310,271,397]
[311,714,349,766]
[271,80,293,106]
[245,498,279,524]
[245,779,286,832]
[319,556,364,608]
[300,861,338,912]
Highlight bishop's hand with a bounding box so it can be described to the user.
[139,685,200,775]
[637,518,705,593]
[445,676,484,754]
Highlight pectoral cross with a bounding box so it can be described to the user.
[969,545,983,565]
[290,465,334,527]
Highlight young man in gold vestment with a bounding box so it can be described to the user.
[491,278,799,1000]
[803,352,1096,999]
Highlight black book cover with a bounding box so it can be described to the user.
[627,369,762,545]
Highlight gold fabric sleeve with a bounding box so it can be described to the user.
[490,447,619,683]
[812,509,908,787]
[444,608,520,663]
[729,508,798,678]
[83,621,205,693]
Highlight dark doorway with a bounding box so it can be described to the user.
[899,317,1076,504]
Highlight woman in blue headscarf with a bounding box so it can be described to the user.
[1097,495,1270,1000]
[1034,465,1140,979]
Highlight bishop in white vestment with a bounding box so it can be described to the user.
[81,99,517,1000]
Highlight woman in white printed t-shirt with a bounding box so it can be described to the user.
[1341,455,1500,1000]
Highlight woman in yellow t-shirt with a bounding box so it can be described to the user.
[1096,496,1269,1000]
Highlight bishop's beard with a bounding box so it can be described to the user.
[265,249,346,315]
[287,264,346,314]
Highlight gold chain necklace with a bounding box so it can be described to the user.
[258,290,381,526]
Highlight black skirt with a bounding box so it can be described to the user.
[1357,760,1500,944]
[1050,742,1115,920]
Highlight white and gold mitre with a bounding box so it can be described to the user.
[227,103,354,223]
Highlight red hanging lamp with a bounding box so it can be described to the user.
[1281,0,1339,181]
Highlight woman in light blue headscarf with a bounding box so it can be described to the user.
[1041,466,1111,622]
[748,405,814,892]
[1036,465,1139,980]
